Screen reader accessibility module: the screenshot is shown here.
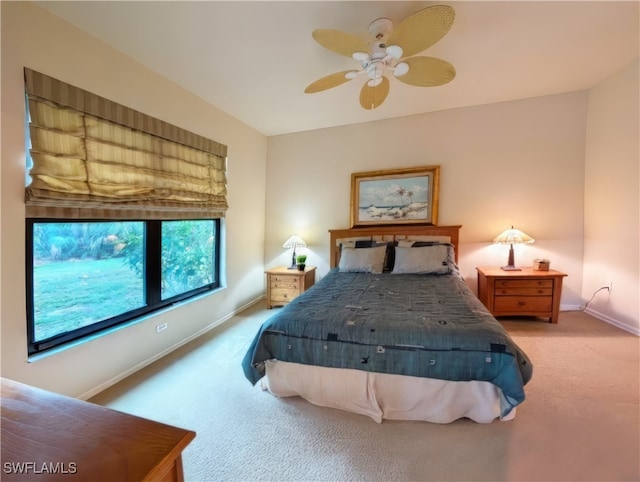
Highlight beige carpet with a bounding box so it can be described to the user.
[90,303,640,482]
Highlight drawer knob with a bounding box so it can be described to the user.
[518,301,527,306]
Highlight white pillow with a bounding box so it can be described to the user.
[338,246,386,274]
[397,240,415,248]
[391,245,451,274]
[397,236,451,248]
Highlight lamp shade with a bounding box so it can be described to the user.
[493,227,535,245]
[282,235,307,249]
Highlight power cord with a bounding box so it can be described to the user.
[582,286,610,311]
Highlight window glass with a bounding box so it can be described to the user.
[27,219,220,355]
[31,222,144,343]
[161,220,216,300]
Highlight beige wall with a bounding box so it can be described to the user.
[267,92,588,309]
[1,2,268,397]
[583,60,640,334]
[2,3,637,401]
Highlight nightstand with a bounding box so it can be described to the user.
[476,266,567,323]
[265,266,316,309]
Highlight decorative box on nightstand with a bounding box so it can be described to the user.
[265,266,316,309]
[476,266,567,323]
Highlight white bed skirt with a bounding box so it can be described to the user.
[262,360,516,424]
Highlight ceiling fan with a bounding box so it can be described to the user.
[304,5,456,110]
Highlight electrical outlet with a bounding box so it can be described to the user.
[156,322,168,333]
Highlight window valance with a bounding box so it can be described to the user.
[24,68,228,220]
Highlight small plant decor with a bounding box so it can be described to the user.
[296,254,307,271]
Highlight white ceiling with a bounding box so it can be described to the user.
[37,1,639,137]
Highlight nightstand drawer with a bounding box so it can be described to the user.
[494,296,552,312]
[495,286,553,296]
[270,288,298,302]
[495,279,553,296]
[270,276,300,289]
[495,279,553,289]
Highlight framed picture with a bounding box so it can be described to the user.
[350,165,440,227]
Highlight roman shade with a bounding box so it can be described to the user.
[24,68,228,220]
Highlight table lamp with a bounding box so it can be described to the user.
[283,235,306,269]
[493,226,534,271]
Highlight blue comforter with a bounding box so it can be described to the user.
[242,268,532,416]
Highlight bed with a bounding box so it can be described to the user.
[242,225,533,424]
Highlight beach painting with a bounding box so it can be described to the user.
[350,166,440,227]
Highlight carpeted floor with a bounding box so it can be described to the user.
[90,303,639,482]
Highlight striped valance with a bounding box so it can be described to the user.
[24,68,228,220]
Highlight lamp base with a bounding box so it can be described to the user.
[501,265,522,271]
[501,245,521,270]
[287,249,297,269]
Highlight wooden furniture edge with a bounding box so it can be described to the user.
[329,225,461,268]
[1,377,196,482]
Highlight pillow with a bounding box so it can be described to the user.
[397,240,415,248]
[339,245,386,274]
[383,241,397,272]
[341,240,396,272]
[397,236,451,247]
[391,245,452,275]
[358,241,397,272]
[354,240,376,248]
[340,238,373,249]
[411,241,443,247]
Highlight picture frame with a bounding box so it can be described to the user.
[350,165,440,227]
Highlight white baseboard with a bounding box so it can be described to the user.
[79,295,266,400]
[584,307,640,336]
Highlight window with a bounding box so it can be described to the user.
[27,219,220,355]
[23,69,228,355]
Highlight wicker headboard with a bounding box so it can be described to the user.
[329,225,462,268]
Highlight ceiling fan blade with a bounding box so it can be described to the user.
[312,29,369,57]
[305,71,355,93]
[359,76,390,110]
[387,5,455,58]
[394,56,456,87]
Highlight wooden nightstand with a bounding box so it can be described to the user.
[476,266,567,323]
[265,266,316,309]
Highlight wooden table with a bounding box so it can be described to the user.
[265,266,316,309]
[476,266,567,323]
[1,377,195,481]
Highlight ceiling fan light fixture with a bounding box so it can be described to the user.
[352,52,370,63]
[345,71,360,80]
[394,62,409,77]
[386,44,403,59]
[367,77,384,87]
